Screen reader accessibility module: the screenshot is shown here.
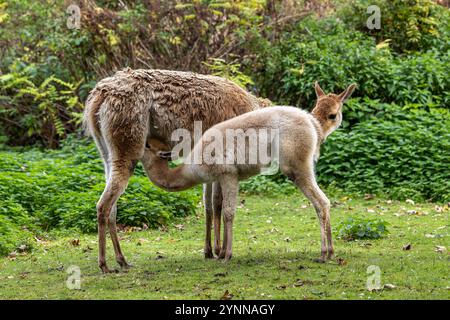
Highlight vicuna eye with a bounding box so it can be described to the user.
[328,114,337,120]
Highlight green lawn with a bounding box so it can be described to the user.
[0,193,448,299]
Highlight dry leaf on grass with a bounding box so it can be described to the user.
[402,244,412,251]
[435,246,446,253]
[221,290,233,300]
[364,194,375,200]
[70,239,80,247]
[383,284,396,290]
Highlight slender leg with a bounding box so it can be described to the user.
[97,160,133,273]
[108,204,131,269]
[325,217,334,259]
[212,182,223,256]
[292,164,332,262]
[217,177,238,261]
[203,184,214,258]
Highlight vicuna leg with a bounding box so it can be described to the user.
[108,203,131,269]
[218,177,238,261]
[212,182,223,256]
[292,163,332,262]
[203,183,214,259]
[97,159,133,273]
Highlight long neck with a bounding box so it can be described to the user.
[141,156,200,192]
[310,115,325,144]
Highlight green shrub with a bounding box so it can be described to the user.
[0,140,200,237]
[338,0,447,53]
[39,178,198,233]
[252,17,450,113]
[0,199,34,255]
[336,216,389,241]
[0,61,83,147]
[317,108,450,202]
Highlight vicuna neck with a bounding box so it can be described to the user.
[310,114,325,144]
[141,156,198,192]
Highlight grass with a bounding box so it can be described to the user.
[0,193,448,300]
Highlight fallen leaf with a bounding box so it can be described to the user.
[386,200,393,205]
[405,199,415,205]
[336,258,347,266]
[70,239,80,247]
[293,279,305,287]
[300,204,308,209]
[383,284,396,290]
[364,194,375,200]
[402,244,412,251]
[221,290,233,300]
[367,209,375,213]
[425,233,435,238]
[174,224,184,231]
[435,246,446,253]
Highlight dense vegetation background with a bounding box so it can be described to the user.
[0,0,449,256]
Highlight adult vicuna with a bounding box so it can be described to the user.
[142,82,356,262]
[83,68,270,273]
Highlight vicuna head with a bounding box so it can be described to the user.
[311,82,356,138]
[145,138,173,162]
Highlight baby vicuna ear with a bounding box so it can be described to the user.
[314,81,325,98]
[338,83,357,102]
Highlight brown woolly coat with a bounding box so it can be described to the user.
[84,68,271,160]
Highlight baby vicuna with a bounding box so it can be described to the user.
[142,82,356,262]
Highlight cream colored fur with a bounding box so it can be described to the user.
[142,83,356,262]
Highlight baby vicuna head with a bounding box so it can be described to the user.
[311,82,356,138]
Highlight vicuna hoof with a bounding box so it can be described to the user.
[204,250,214,259]
[100,265,119,273]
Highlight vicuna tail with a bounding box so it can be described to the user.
[82,89,105,138]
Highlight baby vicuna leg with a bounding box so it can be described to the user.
[217,176,239,261]
[292,162,333,262]
[212,182,223,256]
[203,183,214,259]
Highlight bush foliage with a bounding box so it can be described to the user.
[1,1,449,254]
[336,216,389,241]
[0,139,200,240]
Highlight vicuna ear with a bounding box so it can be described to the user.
[314,81,325,98]
[338,83,357,102]
[157,151,173,161]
